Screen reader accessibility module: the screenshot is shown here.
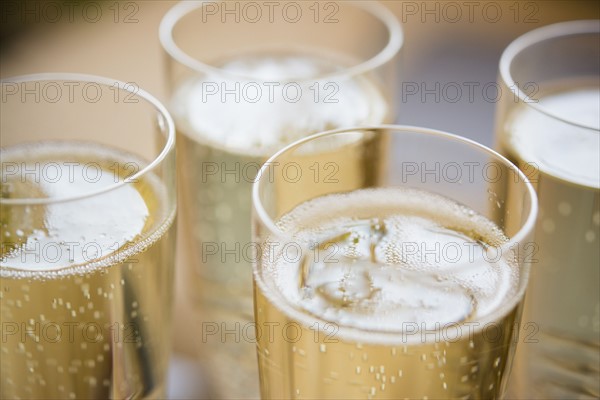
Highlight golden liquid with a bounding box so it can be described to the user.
[0,142,176,399]
[254,187,523,399]
[498,83,600,399]
[173,52,389,398]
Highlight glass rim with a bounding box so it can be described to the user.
[252,125,538,342]
[0,73,176,206]
[499,19,600,132]
[159,0,403,82]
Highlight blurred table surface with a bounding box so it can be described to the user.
[1,1,597,398]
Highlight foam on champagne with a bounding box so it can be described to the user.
[507,87,600,188]
[172,52,388,155]
[258,187,518,338]
[1,142,171,276]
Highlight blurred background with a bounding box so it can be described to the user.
[1,1,598,398]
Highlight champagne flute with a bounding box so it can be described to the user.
[252,125,537,399]
[1,73,176,399]
[495,20,600,399]
[159,2,402,397]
